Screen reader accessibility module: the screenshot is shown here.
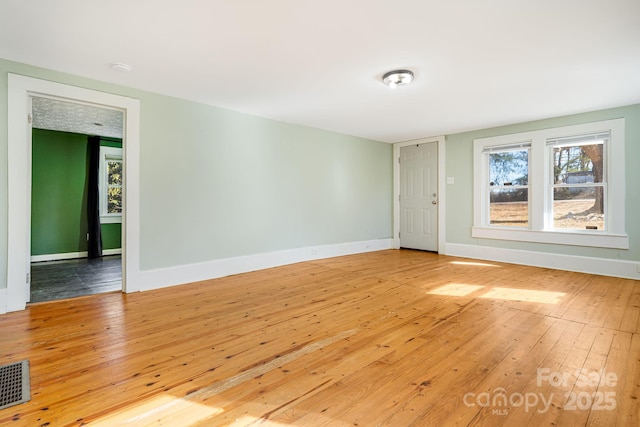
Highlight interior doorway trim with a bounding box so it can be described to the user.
[6,74,141,313]
[393,135,446,252]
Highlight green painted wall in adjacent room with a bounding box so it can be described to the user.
[101,223,121,251]
[31,128,122,256]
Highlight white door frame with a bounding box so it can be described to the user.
[4,74,142,313]
[393,136,446,252]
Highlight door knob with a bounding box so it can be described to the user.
[432,201,437,205]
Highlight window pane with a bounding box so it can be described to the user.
[552,144,603,184]
[490,188,528,226]
[108,160,122,185]
[107,187,122,214]
[489,150,528,186]
[553,187,604,230]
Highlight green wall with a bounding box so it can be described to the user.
[445,104,640,262]
[31,129,122,256]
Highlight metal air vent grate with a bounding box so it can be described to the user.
[0,360,30,410]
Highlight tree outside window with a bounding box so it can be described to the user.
[107,159,122,214]
[99,146,123,223]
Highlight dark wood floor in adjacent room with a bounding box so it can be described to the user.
[1,250,638,426]
[30,255,121,303]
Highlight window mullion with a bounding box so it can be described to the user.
[529,137,545,231]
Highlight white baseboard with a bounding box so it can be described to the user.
[445,243,640,280]
[31,249,122,263]
[0,288,6,314]
[133,239,393,293]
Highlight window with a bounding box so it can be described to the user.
[473,119,627,249]
[487,144,530,227]
[99,146,123,223]
[548,133,607,231]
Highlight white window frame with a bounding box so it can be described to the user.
[472,118,627,249]
[99,146,123,224]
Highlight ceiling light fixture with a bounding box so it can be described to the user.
[111,63,132,72]
[382,69,414,89]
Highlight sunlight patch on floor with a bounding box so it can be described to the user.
[450,261,500,267]
[479,287,566,304]
[89,394,224,426]
[428,283,484,296]
[428,284,566,304]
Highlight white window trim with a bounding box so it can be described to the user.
[472,118,627,249]
[99,145,123,224]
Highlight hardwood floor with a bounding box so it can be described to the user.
[30,255,122,303]
[0,250,638,426]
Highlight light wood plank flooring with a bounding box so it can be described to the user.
[1,250,638,426]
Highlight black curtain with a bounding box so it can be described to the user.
[87,136,103,258]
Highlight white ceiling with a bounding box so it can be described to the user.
[2,0,639,143]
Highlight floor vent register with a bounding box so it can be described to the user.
[0,360,30,410]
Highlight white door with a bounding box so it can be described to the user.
[400,142,438,251]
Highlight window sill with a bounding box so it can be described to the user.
[100,215,122,225]
[471,227,628,249]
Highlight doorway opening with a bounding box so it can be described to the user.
[6,74,141,313]
[29,97,124,302]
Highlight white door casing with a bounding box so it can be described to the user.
[399,142,438,251]
[5,74,141,313]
